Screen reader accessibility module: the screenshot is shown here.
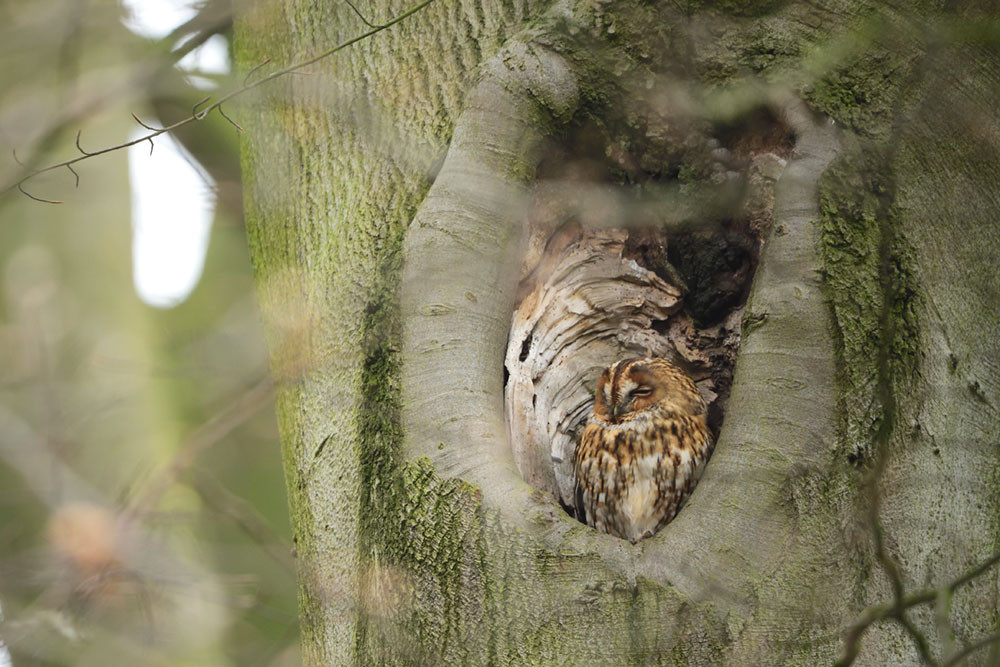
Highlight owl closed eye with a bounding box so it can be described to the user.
[573,357,713,543]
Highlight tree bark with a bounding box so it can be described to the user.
[235,0,1000,663]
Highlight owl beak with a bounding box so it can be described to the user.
[610,402,623,422]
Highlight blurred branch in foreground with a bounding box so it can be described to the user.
[124,375,273,519]
[1,0,437,205]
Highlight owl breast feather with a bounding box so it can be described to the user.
[574,418,710,543]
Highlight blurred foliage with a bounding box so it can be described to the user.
[0,0,295,664]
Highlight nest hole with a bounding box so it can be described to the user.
[503,106,795,518]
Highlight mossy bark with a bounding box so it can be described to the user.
[235,0,1000,663]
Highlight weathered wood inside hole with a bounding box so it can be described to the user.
[504,150,788,512]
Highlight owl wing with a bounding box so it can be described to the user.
[652,446,681,533]
[574,422,621,536]
[573,423,599,526]
[574,474,586,524]
[651,417,713,535]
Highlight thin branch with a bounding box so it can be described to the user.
[946,551,1000,594]
[17,183,62,204]
[897,613,936,666]
[217,104,243,132]
[147,137,155,156]
[74,129,94,156]
[1,5,231,193]
[940,633,1000,667]
[840,413,936,666]
[870,490,905,603]
[4,0,438,203]
[123,376,274,520]
[66,163,79,187]
[183,468,294,571]
[868,483,936,665]
[933,588,954,659]
[838,546,1000,664]
[131,113,165,132]
[344,0,380,28]
[836,609,877,666]
[192,95,212,120]
[243,57,271,86]
[165,0,233,47]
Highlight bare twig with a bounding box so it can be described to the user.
[131,113,165,132]
[17,183,62,205]
[897,613,935,666]
[4,0,438,204]
[217,104,243,132]
[940,633,1000,667]
[192,95,212,120]
[344,0,381,28]
[74,130,94,156]
[866,459,936,666]
[243,57,271,86]
[2,1,232,183]
[946,551,1000,593]
[838,548,1000,666]
[184,468,294,571]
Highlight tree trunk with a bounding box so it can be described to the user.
[235,0,1000,663]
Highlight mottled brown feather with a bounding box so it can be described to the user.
[574,358,712,543]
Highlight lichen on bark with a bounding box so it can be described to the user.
[818,140,920,464]
[236,0,1000,663]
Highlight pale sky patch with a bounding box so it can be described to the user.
[121,1,232,308]
[128,129,215,309]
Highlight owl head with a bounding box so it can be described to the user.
[591,357,706,425]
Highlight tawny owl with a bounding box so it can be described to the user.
[574,357,712,543]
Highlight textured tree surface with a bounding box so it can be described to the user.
[235,0,1000,664]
